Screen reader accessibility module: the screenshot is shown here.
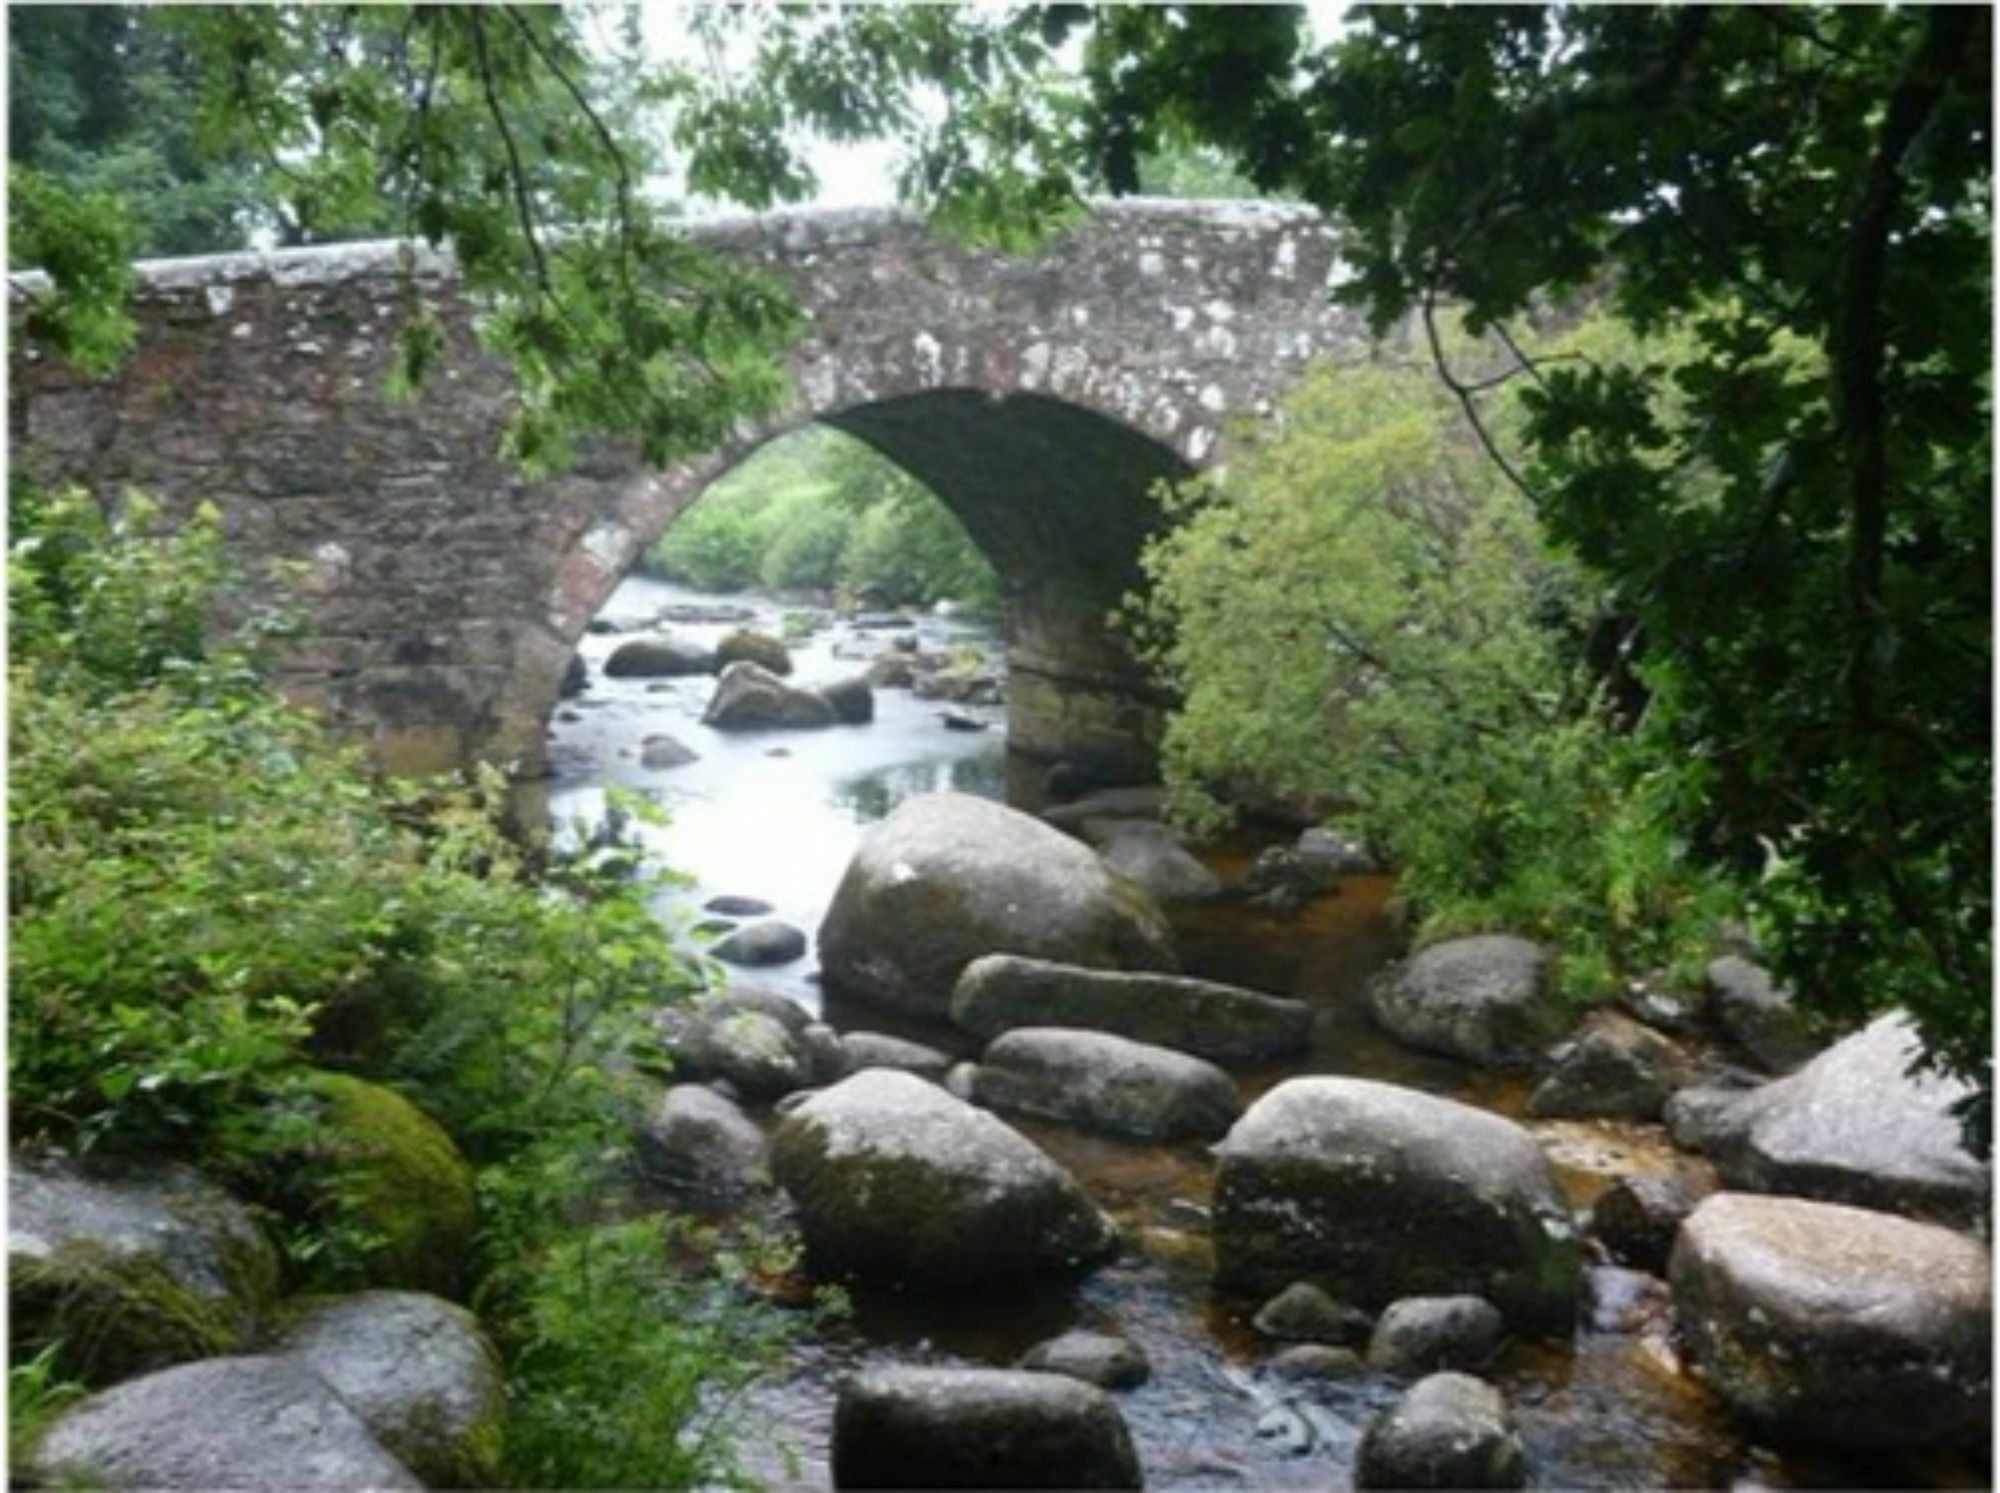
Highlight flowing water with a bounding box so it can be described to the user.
[543,576,1980,1492]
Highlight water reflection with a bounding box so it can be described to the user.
[831,753,1009,822]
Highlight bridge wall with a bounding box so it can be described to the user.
[12,201,1378,781]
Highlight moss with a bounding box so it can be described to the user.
[298,1071,479,1298]
[10,1242,240,1387]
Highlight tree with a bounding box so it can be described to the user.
[1049,4,1991,1127]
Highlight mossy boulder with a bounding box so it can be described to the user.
[715,628,794,675]
[9,1157,280,1387]
[292,1072,479,1298]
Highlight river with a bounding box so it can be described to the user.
[544,575,1975,1492]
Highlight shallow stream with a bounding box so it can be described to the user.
[541,576,1977,1492]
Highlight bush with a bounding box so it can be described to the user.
[1132,356,1731,996]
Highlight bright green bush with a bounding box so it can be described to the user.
[1133,357,1732,996]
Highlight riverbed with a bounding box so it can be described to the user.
[544,576,1978,1492]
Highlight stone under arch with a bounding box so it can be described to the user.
[12,199,1373,778]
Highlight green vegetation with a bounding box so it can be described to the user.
[9,485,807,1485]
[1136,349,1730,998]
[644,425,999,613]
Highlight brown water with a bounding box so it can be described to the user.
[549,579,1985,1492]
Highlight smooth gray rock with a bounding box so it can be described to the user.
[1666,1013,1987,1229]
[711,919,809,967]
[1367,1295,1506,1377]
[705,894,774,918]
[953,954,1310,1061]
[969,1028,1241,1142]
[833,1367,1142,1489]
[838,1031,953,1082]
[1356,1372,1526,1490]
[1526,1010,1693,1121]
[1588,1173,1703,1275]
[604,635,715,677]
[1214,1078,1580,1333]
[635,1084,768,1197]
[818,795,1177,1019]
[1019,1330,1152,1390]
[639,733,699,769]
[1671,1192,1991,1449]
[1081,818,1223,903]
[1252,1282,1373,1346]
[31,1356,420,1489]
[10,1157,279,1383]
[273,1291,503,1487]
[1368,935,1566,1066]
[1704,955,1821,1072]
[817,675,876,724]
[770,1071,1117,1287]
[1268,1344,1365,1381]
[702,661,837,729]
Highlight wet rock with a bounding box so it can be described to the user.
[1583,1264,1672,1334]
[866,655,916,689]
[967,1027,1241,1142]
[1356,1372,1526,1490]
[558,653,588,698]
[1665,1013,1987,1229]
[940,709,988,732]
[1214,1078,1581,1333]
[662,988,822,1101]
[818,795,1177,1020]
[1368,934,1565,1067]
[31,1355,420,1490]
[1252,1282,1372,1346]
[711,919,809,968]
[1671,1192,1991,1449]
[1704,956,1821,1073]
[1589,1173,1703,1274]
[639,733,699,770]
[702,661,837,730]
[585,618,621,636]
[833,1366,1141,1489]
[272,1291,503,1487]
[1019,1330,1152,1390]
[1525,1010,1693,1121]
[838,1031,953,1082]
[912,667,1002,705]
[1268,1345,1365,1381]
[715,628,794,676]
[705,894,774,918]
[1296,826,1377,878]
[817,674,875,724]
[1081,818,1223,903]
[10,1157,279,1385]
[1367,1295,1506,1377]
[952,954,1309,1062]
[1040,785,1170,830]
[604,635,715,678]
[634,1084,768,1197]
[1242,845,1334,912]
[770,1070,1118,1287]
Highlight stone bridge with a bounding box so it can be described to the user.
[13,199,1380,782]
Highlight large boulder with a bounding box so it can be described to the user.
[1079,819,1222,904]
[634,1084,769,1197]
[832,1367,1141,1489]
[1368,935,1566,1066]
[715,628,794,675]
[769,1070,1117,1287]
[1670,1192,1991,1449]
[10,1158,280,1385]
[818,795,1177,1020]
[966,1028,1241,1142]
[1665,1013,1988,1229]
[1704,955,1821,1073]
[1355,1372,1526,1490]
[1213,1078,1580,1333]
[952,955,1309,1061]
[604,635,715,678]
[817,675,876,724]
[272,1291,504,1488]
[702,661,838,730]
[287,1072,479,1298]
[30,1355,420,1489]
